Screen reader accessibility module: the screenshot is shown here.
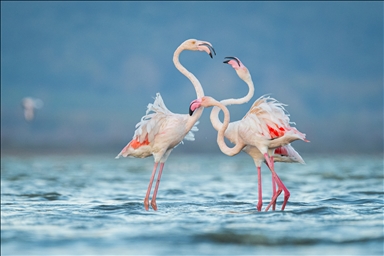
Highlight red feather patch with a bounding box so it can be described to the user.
[129,135,150,149]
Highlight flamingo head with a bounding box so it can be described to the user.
[223,56,251,81]
[189,98,202,116]
[189,96,217,116]
[181,39,216,58]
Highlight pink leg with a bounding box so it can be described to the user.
[265,159,278,211]
[144,162,158,211]
[264,153,290,211]
[272,174,277,211]
[150,162,165,211]
[265,157,279,211]
[270,156,280,211]
[256,166,262,211]
[278,177,289,210]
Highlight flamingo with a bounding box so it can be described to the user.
[21,97,44,122]
[115,39,216,211]
[190,95,306,212]
[195,57,308,211]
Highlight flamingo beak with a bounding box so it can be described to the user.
[189,99,202,116]
[189,105,194,116]
[199,43,216,58]
[223,56,240,66]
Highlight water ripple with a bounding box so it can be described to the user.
[1,154,383,255]
[19,192,66,201]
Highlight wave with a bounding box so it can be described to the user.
[194,231,384,246]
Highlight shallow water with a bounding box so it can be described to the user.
[1,153,383,255]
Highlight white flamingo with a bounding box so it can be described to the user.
[21,97,44,122]
[115,39,216,211]
[192,57,308,211]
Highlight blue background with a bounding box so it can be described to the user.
[1,1,383,155]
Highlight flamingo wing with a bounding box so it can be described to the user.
[116,93,199,159]
[242,95,292,140]
[183,121,199,142]
[116,93,171,158]
[273,144,305,164]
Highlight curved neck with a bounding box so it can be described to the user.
[222,73,254,106]
[173,45,204,130]
[209,74,255,132]
[173,47,205,98]
[214,100,244,156]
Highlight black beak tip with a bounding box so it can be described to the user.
[223,56,240,66]
[189,109,193,116]
[200,43,215,59]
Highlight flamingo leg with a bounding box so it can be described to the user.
[263,153,290,211]
[277,175,289,211]
[144,162,158,211]
[265,158,278,211]
[270,156,279,211]
[269,175,286,211]
[256,166,262,211]
[150,162,165,211]
[272,173,277,211]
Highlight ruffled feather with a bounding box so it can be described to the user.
[132,93,199,144]
[184,121,199,141]
[243,95,295,139]
[132,93,171,143]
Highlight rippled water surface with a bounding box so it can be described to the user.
[1,153,383,255]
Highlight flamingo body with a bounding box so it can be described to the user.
[116,93,197,161]
[208,57,308,211]
[116,39,215,211]
[237,95,307,152]
[189,94,306,212]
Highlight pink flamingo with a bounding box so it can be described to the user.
[115,39,216,211]
[196,57,308,211]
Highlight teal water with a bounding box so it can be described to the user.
[1,153,383,255]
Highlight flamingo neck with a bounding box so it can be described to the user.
[173,47,205,98]
[173,45,204,130]
[214,100,244,156]
[209,74,255,132]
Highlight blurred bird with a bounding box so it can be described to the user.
[115,39,216,211]
[21,97,44,122]
[192,57,308,211]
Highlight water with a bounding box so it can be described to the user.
[1,153,383,255]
